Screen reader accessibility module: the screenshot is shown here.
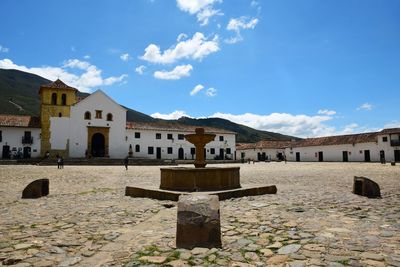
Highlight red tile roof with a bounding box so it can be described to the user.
[291,132,377,147]
[237,140,292,150]
[126,121,236,135]
[380,128,400,135]
[39,79,77,93]
[0,115,41,128]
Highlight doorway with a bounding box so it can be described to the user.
[364,150,371,162]
[23,147,31,159]
[296,152,300,162]
[91,133,105,157]
[2,145,10,159]
[178,148,184,159]
[219,148,224,160]
[342,151,348,162]
[318,151,324,162]
[156,147,161,159]
[395,150,400,162]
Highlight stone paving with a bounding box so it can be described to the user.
[0,162,399,266]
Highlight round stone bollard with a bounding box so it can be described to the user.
[176,194,221,249]
[22,179,49,199]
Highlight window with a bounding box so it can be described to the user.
[84,111,91,120]
[383,136,388,142]
[190,147,196,155]
[61,94,67,105]
[135,132,141,138]
[95,110,102,119]
[156,133,161,139]
[167,147,173,154]
[106,113,113,121]
[210,148,215,154]
[58,112,62,117]
[226,148,231,154]
[178,134,184,140]
[219,136,224,141]
[167,134,173,140]
[0,130,2,142]
[148,147,154,154]
[135,145,140,152]
[51,93,57,105]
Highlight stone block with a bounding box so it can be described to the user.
[352,176,381,198]
[391,162,396,166]
[176,194,221,249]
[22,179,49,199]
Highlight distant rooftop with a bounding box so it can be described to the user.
[39,79,77,92]
[0,115,40,128]
[126,121,236,135]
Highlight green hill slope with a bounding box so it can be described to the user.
[0,68,299,142]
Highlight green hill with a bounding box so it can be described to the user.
[0,68,299,142]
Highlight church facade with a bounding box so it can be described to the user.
[0,80,237,160]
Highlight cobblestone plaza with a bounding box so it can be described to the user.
[0,163,399,266]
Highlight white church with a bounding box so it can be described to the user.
[0,79,236,160]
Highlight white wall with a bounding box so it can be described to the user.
[0,127,41,158]
[68,90,127,158]
[50,117,70,150]
[377,133,400,162]
[285,142,380,162]
[126,129,236,160]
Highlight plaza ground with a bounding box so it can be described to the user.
[0,163,399,266]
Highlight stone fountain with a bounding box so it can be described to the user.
[160,128,240,192]
[125,128,277,201]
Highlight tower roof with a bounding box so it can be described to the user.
[39,79,77,93]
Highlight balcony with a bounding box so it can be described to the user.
[390,139,400,147]
[22,136,33,144]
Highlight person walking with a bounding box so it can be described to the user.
[124,156,129,170]
[60,156,64,169]
[56,155,61,169]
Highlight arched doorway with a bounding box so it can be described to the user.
[91,133,105,157]
[178,148,184,159]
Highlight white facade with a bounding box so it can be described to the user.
[236,131,400,163]
[284,142,380,162]
[0,127,41,158]
[126,128,236,160]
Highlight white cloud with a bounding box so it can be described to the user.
[0,58,127,92]
[226,17,259,44]
[357,103,373,111]
[206,87,217,97]
[384,120,400,128]
[154,64,193,80]
[210,112,335,137]
[176,0,222,25]
[177,33,188,42]
[151,110,190,120]
[0,45,9,53]
[83,55,91,59]
[120,53,130,61]
[140,32,219,64]
[190,84,204,95]
[341,123,359,134]
[317,109,336,116]
[135,65,146,75]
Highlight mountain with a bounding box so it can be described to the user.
[0,68,299,142]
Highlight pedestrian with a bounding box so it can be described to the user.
[60,156,64,169]
[124,156,129,170]
[56,155,61,169]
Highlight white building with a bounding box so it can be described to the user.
[0,79,237,160]
[236,130,400,163]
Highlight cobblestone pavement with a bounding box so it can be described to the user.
[0,162,399,267]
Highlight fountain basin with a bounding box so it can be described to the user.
[160,167,240,192]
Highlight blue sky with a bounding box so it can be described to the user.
[1,0,399,137]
